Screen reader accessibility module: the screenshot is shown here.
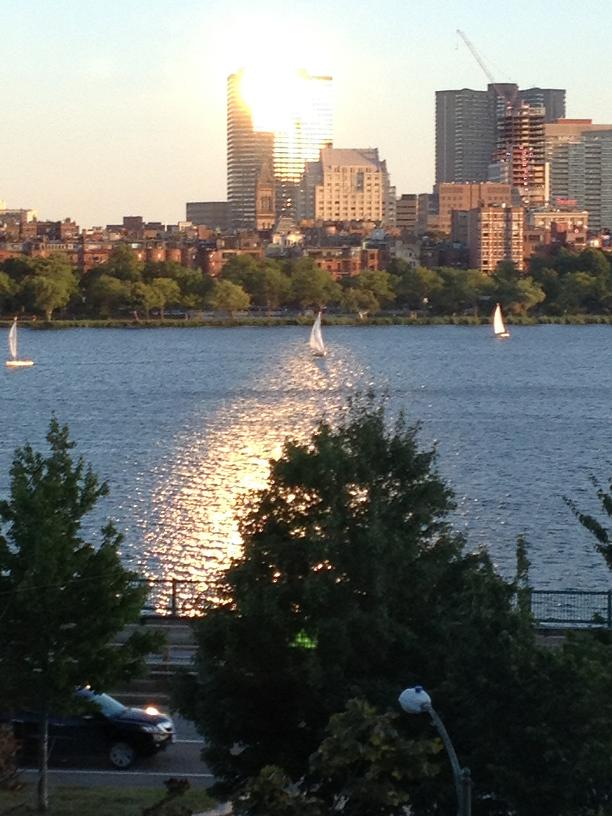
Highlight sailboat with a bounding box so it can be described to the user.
[309,311,327,357]
[6,318,34,368]
[492,303,510,339]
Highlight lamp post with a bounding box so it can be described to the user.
[399,685,471,816]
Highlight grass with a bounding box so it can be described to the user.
[0,783,214,815]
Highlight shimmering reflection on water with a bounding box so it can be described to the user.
[138,352,359,585]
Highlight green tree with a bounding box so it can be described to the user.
[131,281,161,319]
[556,271,607,314]
[249,263,291,313]
[0,419,158,811]
[289,259,341,310]
[392,266,443,311]
[354,270,395,311]
[21,275,74,320]
[491,264,545,315]
[428,268,493,315]
[207,278,250,316]
[18,254,78,319]
[235,700,441,816]
[176,397,612,815]
[340,283,380,315]
[85,274,132,318]
[566,477,612,569]
[0,271,16,313]
[150,277,181,319]
[0,256,36,285]
[102,244,143,282]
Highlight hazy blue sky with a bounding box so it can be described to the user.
[2,0,611,227]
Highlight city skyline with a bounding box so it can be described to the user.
[3,0,612,227]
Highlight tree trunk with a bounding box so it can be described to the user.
[37,707,49,812]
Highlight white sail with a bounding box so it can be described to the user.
[8,319,17,360]
[309,312,326,356]
[5,319,34,367]
[492,303,510,338]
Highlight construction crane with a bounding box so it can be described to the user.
[456,29,517,108]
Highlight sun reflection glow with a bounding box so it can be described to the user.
[138,344,364,608]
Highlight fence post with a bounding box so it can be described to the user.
[608,591,612,629]
[171,579,178,617]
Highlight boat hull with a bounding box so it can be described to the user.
[6,359,34,368]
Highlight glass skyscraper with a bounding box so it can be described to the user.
[227,69,333,229]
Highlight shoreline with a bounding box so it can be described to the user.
[1,314,611,329]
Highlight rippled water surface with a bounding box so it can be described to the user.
[1,325,610,591]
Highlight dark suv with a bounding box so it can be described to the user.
[11,688,174,769]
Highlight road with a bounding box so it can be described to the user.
[18,715,215,788]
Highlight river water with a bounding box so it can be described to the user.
[1,324,610,593]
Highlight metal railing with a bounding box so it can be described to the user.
[137,579,612,628]
[530,589,612,628]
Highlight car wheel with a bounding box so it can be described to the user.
[109,741,136,769]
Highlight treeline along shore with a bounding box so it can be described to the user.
[3,313,612,330]
[1,242,611,323]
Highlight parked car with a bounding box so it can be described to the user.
[9,688,174,769]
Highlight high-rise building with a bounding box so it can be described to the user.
[490,104,547,209]
[227,69,332,229]
[436,85,566,186]
[301,147,394,225]
[435,89,496,184]
[566,130,612,231]
[468,204,524,272]
[227,70,275,231]
[545,119,612,214]
[519,88,565,123]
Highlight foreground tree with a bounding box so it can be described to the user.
[177,397,612,815]
[235,699,441,816]
[0,420,158,812]
[566,477,612,569]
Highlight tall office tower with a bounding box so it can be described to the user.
[468,204,524,272]
[435,89,496,183]
[227,71,275,231]
[227,69,332,229]
[302,147,394,225]
[491,104,547,208]
[519,88,566,123]
[272,70,333,219]
[566,130,612,231]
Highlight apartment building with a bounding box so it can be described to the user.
[304,147,395,225]
[468,204,524,272]
[436,182,514,234]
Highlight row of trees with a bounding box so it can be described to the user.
[1,244,611,320]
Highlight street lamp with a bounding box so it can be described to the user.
[399,685,471,816]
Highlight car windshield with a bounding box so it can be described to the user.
[76,689,126,718]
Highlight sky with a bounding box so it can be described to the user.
[2,0,612,228]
